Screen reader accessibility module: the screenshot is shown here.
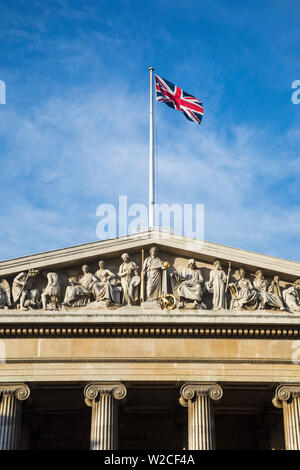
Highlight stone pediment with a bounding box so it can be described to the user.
[0,229,299,314]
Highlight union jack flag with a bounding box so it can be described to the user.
[155,74,204,125]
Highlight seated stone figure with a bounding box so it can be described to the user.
[282,280,300,312]
[174,259,206,309]
[229,268,258,310]
[253,270,285,310]
[92,260,122,307]
[63,265,96,307]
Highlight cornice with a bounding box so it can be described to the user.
[0,229,299,278]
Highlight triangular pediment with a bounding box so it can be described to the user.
[0,229,299,313]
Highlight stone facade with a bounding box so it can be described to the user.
[0,230,300,449]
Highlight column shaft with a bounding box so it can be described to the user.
[283,396,300,450]
[180,383,223,451]
[0,384,30,450]
[188,393,215,450]
[0,393,21,450]
[84,382,127,451]
[273,384,300,450]
[90,393,118,450]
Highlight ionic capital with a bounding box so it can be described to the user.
[0,383,30,402]
[273,384,300,408]
[84,383,127,407]
[180,383,223,407]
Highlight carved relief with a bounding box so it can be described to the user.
[92,260,122,307]
[229,268,258,310]
[0,279,11,309]
[118,253,140,306]
[282,279,300,312]
[41,272,60,310]
[172,259,206,309]
[253,270,285,310]
[12,269,41,310]
[205,260,227,310]
[1,248,299,313]
[62,265,96,307]
[142,246,163,303]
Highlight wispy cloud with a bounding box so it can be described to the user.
[0,77,300,261]
[0,0,300,262]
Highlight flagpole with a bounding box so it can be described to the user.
[149,66,155,229]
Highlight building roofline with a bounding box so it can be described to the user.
[0,228,299,279]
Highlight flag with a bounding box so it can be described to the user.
[155,74,204,124]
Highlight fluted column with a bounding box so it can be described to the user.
[0,384,30,450]
[273,384,300,450]
[180,383,223,450]
[84,382,127,450]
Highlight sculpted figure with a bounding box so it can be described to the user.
[41,272,60,310]
[253,270,285,310]
[142,246,163,302]
[176,259,205,309]
[92,260,122,307]
[229,268,258,310]
[0,279,11,309]
[282,280,300,312]
[0,279,11,308]
[12,269,41,310]
[63,265,96,307]
[268,276,282,298]
[205,260,227,310]
[118,253,140,306]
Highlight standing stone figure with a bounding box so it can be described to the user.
[12,269,41,310]
[41,272,60,310]
[205,260,227,310]
[63,265,96,307]
[142,246,163,303]
[268,276,282,297]
[229,268,258,310]
[176,259,205,309]
[253,270,285,310]
[92,260,122,307]
[118,253,140,306]
[0,279,11,309]
[282,280,300,312]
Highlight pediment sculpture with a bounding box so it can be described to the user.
[0,246,300,313]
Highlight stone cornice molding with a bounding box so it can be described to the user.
[179,383,223,407]
[0,229,299,278]
[84,383,127,407]
[0,383,30,401]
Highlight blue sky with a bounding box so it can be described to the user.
[1,0,300,261]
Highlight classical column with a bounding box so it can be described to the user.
[273,384,300,450]
[180,383,223,450]
[84,382,127,450]
[0,383,31,450]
